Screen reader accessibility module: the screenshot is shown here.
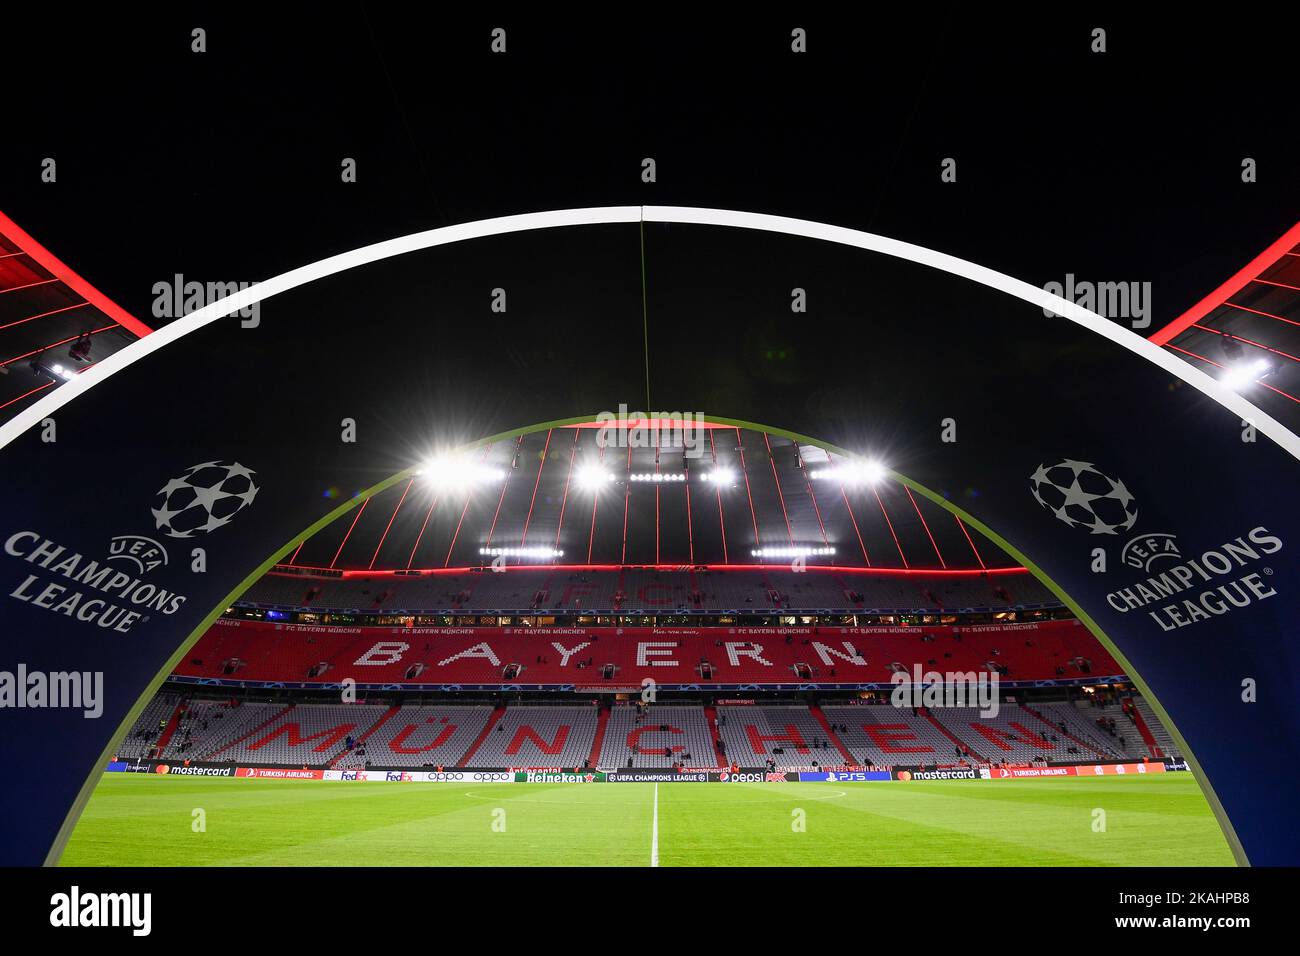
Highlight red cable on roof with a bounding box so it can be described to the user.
[519,428,552,546]
[685,460,695,565]
[709,429,728,564]
[841,488,870,567]
[330,496,371,569]
[735,428,760,547]
[621,443,631,564]
[905,485,946,568]
[586,441,604,565]
[654,444,661,564]
[407,492,440,569]
[369,477,414,569]
[485,436,522,549]
[1167,344,1300,404]
[873,486,909,568]
[955,515,986,570]
[0,278,58,296]
[1221,301,1300,330]
[1,324,119,368]
[553,429,579,550]
[1190,323,1300,366]
[762,432,795,546]
[0,380,53,411]
[1253,277,1300,294]
[445,444,494,567]
[0,301,91,333]
[797,445,831,549]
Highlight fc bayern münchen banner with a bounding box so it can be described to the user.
[1,214,1297,865]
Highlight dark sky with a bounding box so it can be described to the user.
[2,5,1296,335]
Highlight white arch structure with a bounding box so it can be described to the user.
[2,205,1297,460]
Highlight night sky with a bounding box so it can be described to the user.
[3,7,1296,335]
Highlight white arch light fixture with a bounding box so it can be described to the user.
[1,205,1296,463]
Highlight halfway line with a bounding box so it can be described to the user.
[650,782,659,867]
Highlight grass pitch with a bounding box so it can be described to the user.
[61,772,1235,867]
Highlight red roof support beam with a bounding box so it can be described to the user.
[1149,220,1300,346]
[0,210,153,338]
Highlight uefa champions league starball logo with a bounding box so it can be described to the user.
[1029,459,1137,535]
[151,460,259,538]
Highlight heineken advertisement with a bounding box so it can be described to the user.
[514,772,608,784]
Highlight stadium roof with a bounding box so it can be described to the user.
[1152,221,1300,433]
[0,211,150,421]
[286,423,1007,574]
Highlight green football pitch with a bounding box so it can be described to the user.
[60,772,1236,866]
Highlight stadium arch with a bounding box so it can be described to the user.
[1,208,1297,868]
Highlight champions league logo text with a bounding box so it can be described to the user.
[1,460,257,634]
[4,531,187,633]
[107,535,169,574]
[1104,527,1282,631]
[1030,459,1285,632]
[1119,532,1181,572]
